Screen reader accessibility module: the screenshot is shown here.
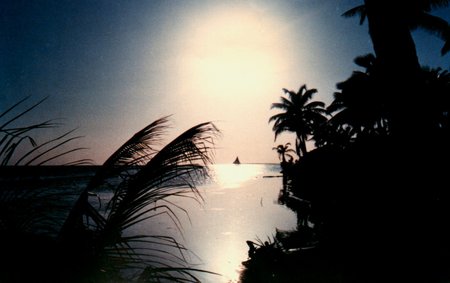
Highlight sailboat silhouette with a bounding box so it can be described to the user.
[233,156,240,165]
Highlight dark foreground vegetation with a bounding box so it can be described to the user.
[0,98,220,282]
[242,1,450,282]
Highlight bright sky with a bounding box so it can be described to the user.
[1,0,449,164]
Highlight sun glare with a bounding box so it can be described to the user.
[212,164,263,189]
[164,3,299,163]
[179,6,284,96]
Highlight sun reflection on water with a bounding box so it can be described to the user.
[211,164,264,189]
[180,164,295,283]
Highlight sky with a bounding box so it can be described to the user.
[1,0,449,165]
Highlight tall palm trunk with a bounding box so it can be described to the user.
[281,153,287,164]
[363,2,439,262]
[296,132,308,157]
[364,0,425,136]
[365,1,421,75]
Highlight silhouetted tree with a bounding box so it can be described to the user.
[60,117,219,282]
[0,97,90,166]
[269,85,327,157]
[313,123,355,150]
[421,67,450,132]
[343,1,450,135]
[272,143,296,164]
[1,98,220,282]
[343,1,450,56]
[327,54,389,138]
[252,3,450,283]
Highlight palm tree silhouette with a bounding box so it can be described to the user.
[1,98,220,282]
[343,1,449,59]
[272,143,296,164]
[343,1,450,135]
[0,97,91,165]
[59,117,220,282]
[327,53,389,137]
[421,67,450,131]
[269,85,327,158]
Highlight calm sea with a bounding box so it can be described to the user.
[2,164,297,283]
[130,163,297,283]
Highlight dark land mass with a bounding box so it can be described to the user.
[240,135,450,283]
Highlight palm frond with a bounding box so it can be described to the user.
[60,118,220,282]
[2,99,220,281]
[416,12,450,39]
[271,96,294,110]
[23,132,86,166]
[139,266,219,283]
[429,0,449,9]
[299,87,318,106]
[87,116,171,191]
[101,234,195,273]
[273,124,292,141]
[282,88,297,101]
[0,121,57,165]
[1,97,90,166]
[354,53,376,69]
[305,101,326,110]
[297,85,307,96]
[0,96,48,130]
[60,118,173,240]
[105,121,219,232]
[35,147,89,166]
[341,5,366,25]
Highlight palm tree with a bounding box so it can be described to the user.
[313,123,356,150]
[0,97,93,282]
[0,97,91,238]
[327,53,389,137]
[343,1,450,135]
[269,85,327,158]
[0,96,91,165]
[343,1,450,56]
[1,98,220,282]
[272,143,296,164]
[421,67,450,131]
[59,116,220,282]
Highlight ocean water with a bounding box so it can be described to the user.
[197,164,297,282]
[129,164,297,283]
[1,164,297,282]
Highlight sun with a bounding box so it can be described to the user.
[178,5,285,97]
[164,3,299,163]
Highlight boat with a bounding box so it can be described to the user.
[233,156,241,165]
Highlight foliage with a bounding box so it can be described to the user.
[342,0,450,55]
[59,117,220,282]
[326,53,390,140]
[421,67,450,130]
[0,96,91,166]
[259,3,450,282]
[269,85,328,157]
[272,143,296,163]
[0,98,221,282]
[1,97,91,240]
